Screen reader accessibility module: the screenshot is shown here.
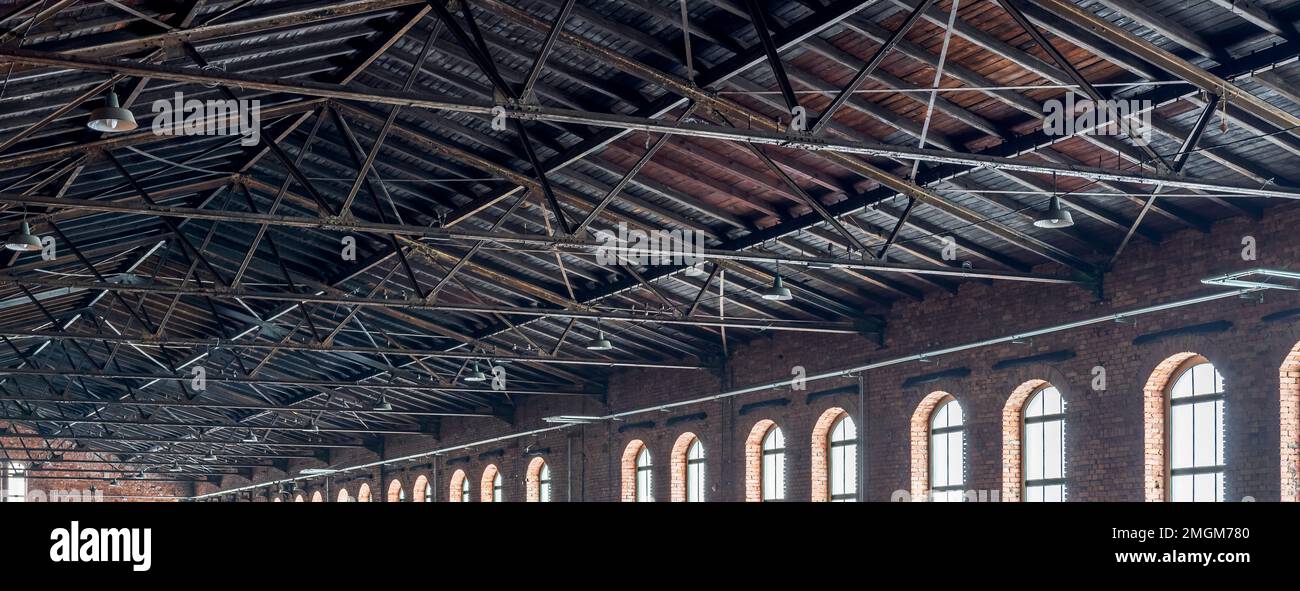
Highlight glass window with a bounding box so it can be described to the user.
[930,399,965,502]
[762,426,785,501]
[539,463,551,502]
[491,472,502,502]
[1169,362,1225,502]
[829,416,857,502]
[3,462,26,503]
[686,439,705,502]
[635,447,653,502]
[424,481,432,503]
[460,477,471,503]
[1024,386,1066,502]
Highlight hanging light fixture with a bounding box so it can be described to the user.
[373,395,393,411]
[762,274,793,301]
[4,220,41,252]
[586,330,613,351]
[464,362,488,383]
[684,261,707,277]
[1034,195,1074,229]
[1034,174,1074,229]
[87,90,138,132]
[203,451,218,461]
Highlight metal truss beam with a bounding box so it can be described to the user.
[18,432,365,449]
[0,367,591,397]
[1034,0,1300,134]
[1,49,1294,202]
[0,393,501,417]
[0,415,427,436]
[0,210,1079,284]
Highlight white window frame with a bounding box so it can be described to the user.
[930,399,965,502]
[635,447,653,502]
[829,416,857,502]
[1168,360,1226,502]
[686,439,705,502]
[1023,386,1066,502]
[761,426,786,501]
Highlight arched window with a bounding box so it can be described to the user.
[1023,386,1066,502]
[829,416,857,501]
[526,457,551,502]
[1004,380,1067,502]
[762,427,786,501]
[357,483,372,502]
[620,440,652,502]
[930,398,965,502]
[1169,360,1225,502]
[480,465,502,502]
[387,479,404,502]
[293,493,304,503]
[337,488,351,503]
[310,490,323,503]
[2,462,26,503]
[744,420,784,502]
[449,469,469,503]
[636,448,653,502]
[811,408,856,502]
[412,475,428,502]
[670,433,705,502]
[687,440,705,502]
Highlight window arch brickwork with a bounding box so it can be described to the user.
[744,419,777,502]
[1283,345,1300,502]
[810,408,849,502]
[909,391,953,500]
[670,432,699,503]
[1143,352,1200,502]
[1002,379,1048,502]
[620,440,648,502]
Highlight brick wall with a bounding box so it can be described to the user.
[190,202,1300,502]
[1,424,190,501]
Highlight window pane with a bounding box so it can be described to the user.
[947,432,964,486]
[1025,421,1044,481]
[948,401,963,425]
[833,416,856,441]
[931,433,947,487]
[1192,363,1215,395]
[763,451,785,501]
[1193,401,1216,467]
[1044,419,1063,480]
[687,462,703,502]
[1027,390,1044,416]
[1196,475,1216,501]
[1044,387,1062,415]
[1171,404,1193,469]
[1172,474,1193,502]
